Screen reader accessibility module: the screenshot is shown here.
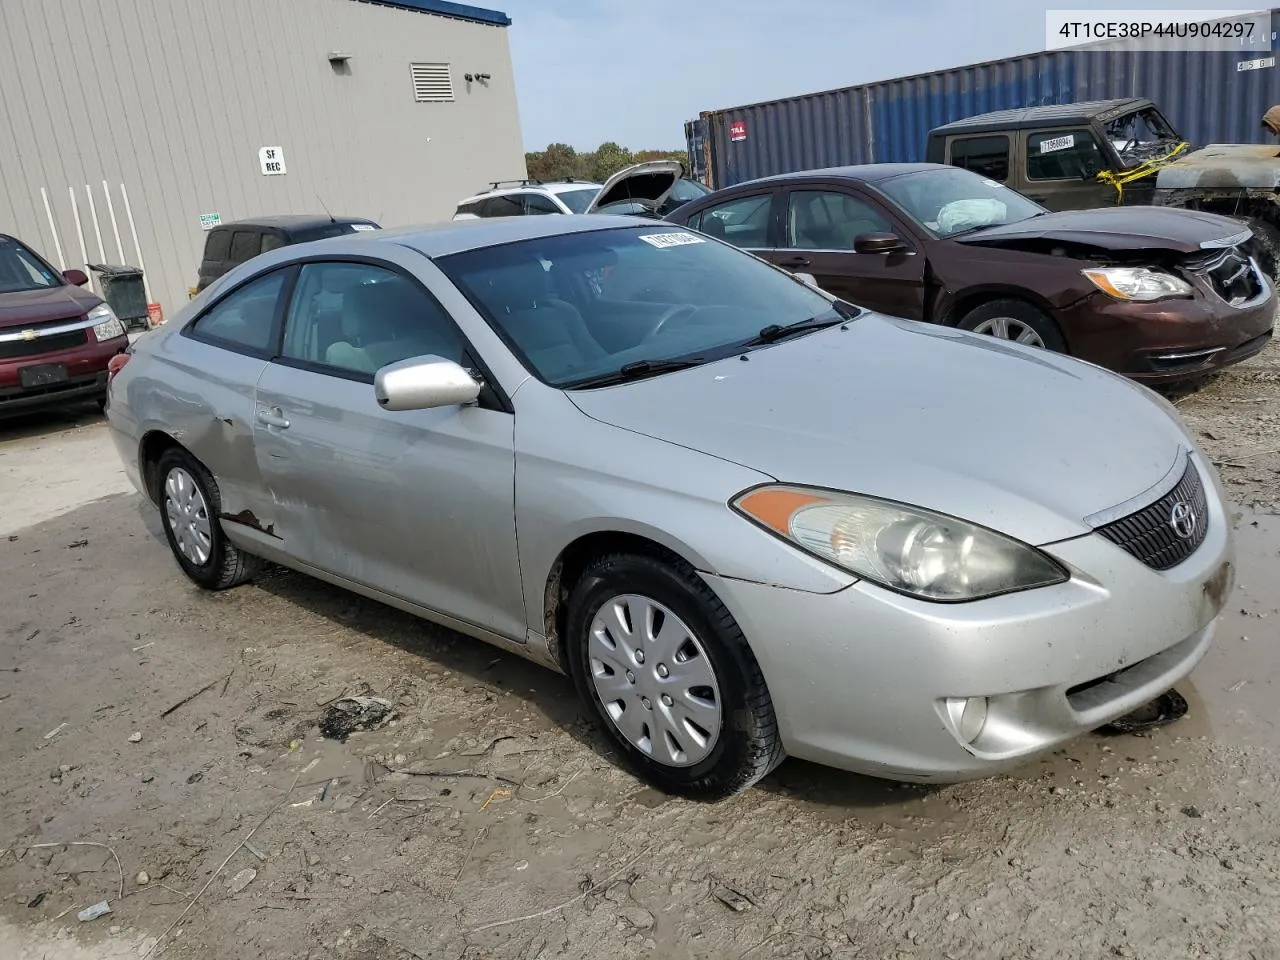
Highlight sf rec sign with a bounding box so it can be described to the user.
[258,146,287,176]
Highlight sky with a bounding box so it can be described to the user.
[497,0,1259,151]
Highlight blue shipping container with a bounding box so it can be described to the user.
[693,18,1280,188]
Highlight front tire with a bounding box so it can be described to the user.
[565,552,783,799]
[957,299,1066,353]
[156,448,260,590]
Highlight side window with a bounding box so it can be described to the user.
[482,194,524,218]
[694,193,774,248]
[189,269,288,353]
[261,233,286,253]
[229,230,262,264]
[203,230,232,262]
[281,261,463,378]
[786,190,893,250]
[523,193,562,215]
[1026,129,1106,181]
[949,136,1010,181]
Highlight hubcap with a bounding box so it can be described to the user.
[163,467,212,567]
[970,316,1046,348]
[587,594,722,768]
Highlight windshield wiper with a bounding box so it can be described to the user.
[739,315,844,348]
[567,357,707,389]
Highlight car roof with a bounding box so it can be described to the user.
[929,98,1153,136]
[297,214,658,259]
[729,162,954,189]
[214,214,376,230]
[457,180,601,205]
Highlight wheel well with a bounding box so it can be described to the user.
[542,532,689,671]
[138,431,184,503]
[942,292,1070,352]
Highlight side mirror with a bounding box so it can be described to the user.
[63,268,89,286]
[852,232,905,255]
[374,356,481,411]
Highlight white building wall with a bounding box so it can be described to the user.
[0,0,525,315]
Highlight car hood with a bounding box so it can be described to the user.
[585,161,683,214]
[956,205,1250,254]
[566,315,1190,546]
[0,285,101,330]
[1155,144,1280,191]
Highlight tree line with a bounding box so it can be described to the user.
[525,143,688,183]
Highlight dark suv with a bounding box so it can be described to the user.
[194,215,380,294]
[0,234,129,416]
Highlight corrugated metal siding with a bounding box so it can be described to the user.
[694,14,1280,188]
[0,0,524,314]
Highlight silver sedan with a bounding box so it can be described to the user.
[106,216,1234,798]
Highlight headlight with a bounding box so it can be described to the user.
[1081,266,1192,301]
[732,486,1068,602]
[88,303,125,341]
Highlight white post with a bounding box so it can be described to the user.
[103,180,124,262]
[68,186,89,274]
[39,187,66,269]
[84,185,106,296]
[119,183,152,304]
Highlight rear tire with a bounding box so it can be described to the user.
[156,448,260,590]
[565,552,783,800]
[957,299,1066,353]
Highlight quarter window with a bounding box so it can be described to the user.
[203,230,232,262]
[786,190,893,249]
[189,269,288,353]
[1026,129,1107,181]
[948,136,1010,181]
[281,261,463,377]
[261,234,286,253]
[482,194,524,218]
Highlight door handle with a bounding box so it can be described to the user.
[255,408,290,429]
[780,256,811,267]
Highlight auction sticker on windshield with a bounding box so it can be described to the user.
[639,232,705,249]
[1039,134,1075,153]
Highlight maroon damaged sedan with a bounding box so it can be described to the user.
[665,164,1275,382]
[0,233,129,416]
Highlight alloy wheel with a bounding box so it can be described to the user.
[969,315,1046,347]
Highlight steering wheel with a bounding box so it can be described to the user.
[640,304,699,343]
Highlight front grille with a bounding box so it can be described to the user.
[0,329,88,359]
[1095,458,1208,570]
[1191,247,1264,305]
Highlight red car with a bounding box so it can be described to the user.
[0,234,130,416]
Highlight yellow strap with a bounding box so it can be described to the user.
[1095,141,1189,204]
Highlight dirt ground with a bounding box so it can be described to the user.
[2,338,1280,960]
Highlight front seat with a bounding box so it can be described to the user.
[480,259,608,380]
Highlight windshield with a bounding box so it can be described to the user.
[0,237,61,293]
[436,226,842,388]
[670,178,711,203]
[557,188,599,214]
[874,167,1045,238]
[1104,107,1181,166]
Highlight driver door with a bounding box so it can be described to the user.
[1022,128,1114,210]
[249,255,525,641]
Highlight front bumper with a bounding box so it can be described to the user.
[704,453,1233,783]
[1061,274,1275,384]
[0,333,128,415]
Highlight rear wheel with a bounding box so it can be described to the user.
[156,448,260,590]
[957,299,1066,353]
[565,552,783,799]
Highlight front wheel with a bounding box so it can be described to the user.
[957,299,1066,353]
[566,552,783,799]
[156,448,260,590]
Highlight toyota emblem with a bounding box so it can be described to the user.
[1169,501,1197,540]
